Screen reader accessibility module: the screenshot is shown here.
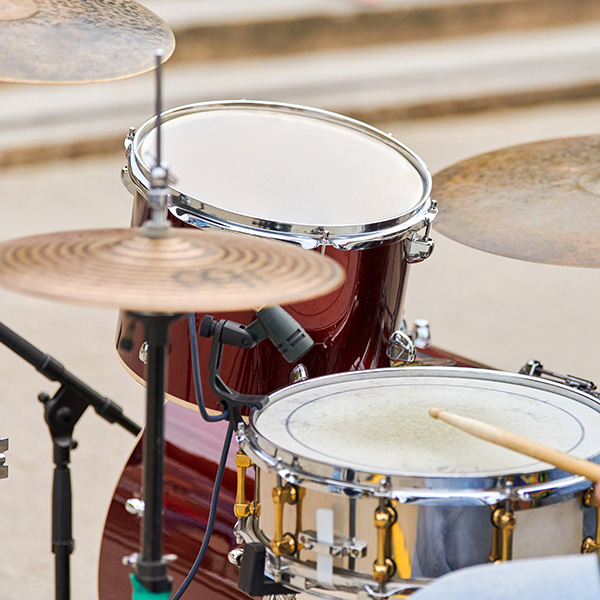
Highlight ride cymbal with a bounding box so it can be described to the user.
[0,228,345,312]
[0,0,175,83]
[432,135,600,268]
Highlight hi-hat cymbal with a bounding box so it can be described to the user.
[0,228,345,312]
[432,135,600,268]
[0,0,175,83]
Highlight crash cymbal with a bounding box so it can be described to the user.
[0,0,175,83]
[0,228,345,312]
[432,135,600,268]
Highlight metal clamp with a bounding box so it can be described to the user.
[373,502,397,583]
[235,450,261,519]
[271,483,305,556]
[519,360,598,397]
[582,487,600,554]
[297,530,367,559]
[490,505,516,562]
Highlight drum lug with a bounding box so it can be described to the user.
[373,501,397,583]
[582,487,600,554]
[297,530,367,559]
[404,217,435,264]
[270,483,305,556]
[490,505,516,562]
[235,450,261,519]
[290,364,309,384]
[387,330,416,364]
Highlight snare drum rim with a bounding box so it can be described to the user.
[126,100,435,249]
[239,367,600,504]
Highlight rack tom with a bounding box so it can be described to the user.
[117,101,436,408]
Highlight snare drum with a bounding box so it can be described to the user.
[236,367,600,598]
[117,101,436,409]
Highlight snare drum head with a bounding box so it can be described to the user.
[250,368,600,482]
[132,101,431,241]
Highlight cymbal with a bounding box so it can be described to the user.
[0,228,345,312]
[432,135,600,268]
[0,0,175,83]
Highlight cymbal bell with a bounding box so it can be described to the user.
[0,0,175,83]
[0,227,345,312]
[432,135,600,268]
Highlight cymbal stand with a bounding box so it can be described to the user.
[0,321,141,600]
[126,312,182,598]
[126,49,180,599]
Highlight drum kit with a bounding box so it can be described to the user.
[1,2,600,600]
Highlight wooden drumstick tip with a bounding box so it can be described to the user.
[429,407,442,419]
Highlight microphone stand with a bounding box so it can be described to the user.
[0,321,141,600]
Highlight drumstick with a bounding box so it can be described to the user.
[428,407,600,482]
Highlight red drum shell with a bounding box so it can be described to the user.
[116,193,409,410]
[98,350,489,600]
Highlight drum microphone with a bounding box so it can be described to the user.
[201,306,314,363]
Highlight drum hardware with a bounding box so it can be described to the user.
[0,0,175,84]
[138,341,148,365]
[125,498,145,518]
[519,360,598,397]
[373,501,398,583]
[271,482,305,556]
[0,438,8,480]
[237,543,296,597]
[235,450,261,519]
[490,503,517,562]
[297,531,367,559]
[388,319,431,366]
[387,330,416,364]
[0,320,141,600]
[403,211,436,264]
[290,364,310,383]
[581,488,600,554]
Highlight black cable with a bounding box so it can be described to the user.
[188,313,228,422]
[171,420,235,600]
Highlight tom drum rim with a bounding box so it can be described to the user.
[125,100,434,249]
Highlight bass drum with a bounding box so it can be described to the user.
[116,100,436,409]
[98,348,488,600]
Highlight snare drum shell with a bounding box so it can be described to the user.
[116,192,409,409]
[254,469,585,586]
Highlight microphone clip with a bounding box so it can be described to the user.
[200,316,267,426]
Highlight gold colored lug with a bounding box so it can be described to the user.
[270,483,299,557]
[373,503,397,583]
[490,506,516,562]
[582,487,600,554]
[234,451,260,519]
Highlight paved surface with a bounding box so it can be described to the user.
[1,97,600,599]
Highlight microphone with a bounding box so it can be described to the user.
[200,306,314,363]
[248,306,314,363]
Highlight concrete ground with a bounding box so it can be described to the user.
[1,97,600,598]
